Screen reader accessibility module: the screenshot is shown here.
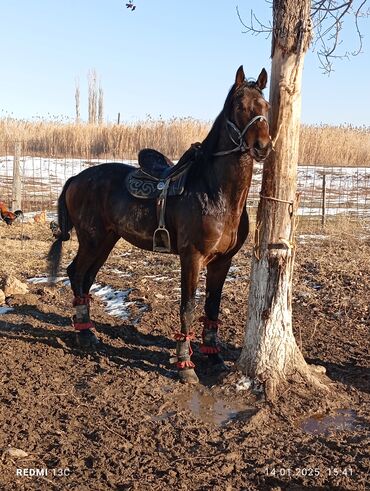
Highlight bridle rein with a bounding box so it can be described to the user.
[213,115,269,157]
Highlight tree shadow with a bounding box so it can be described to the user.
[307,357,370,394]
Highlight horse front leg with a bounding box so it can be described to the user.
[201,256,232,373]
[174,251,202,384]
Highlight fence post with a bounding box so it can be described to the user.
[117,112,121,125]
[12,142,22,211]
[321,172,326,226]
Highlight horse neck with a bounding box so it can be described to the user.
[216,155,253,212]
[210,132,254,212]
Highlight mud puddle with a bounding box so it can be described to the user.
[173,387,255,426]
[301,409,363,435]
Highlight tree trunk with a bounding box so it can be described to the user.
[238,0,327,400]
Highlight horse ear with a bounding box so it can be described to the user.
[235,65,245,88]
[256,68,268,90]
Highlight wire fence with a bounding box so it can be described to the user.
[0,141,369,221]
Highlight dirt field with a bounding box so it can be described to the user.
[0,219,369,491]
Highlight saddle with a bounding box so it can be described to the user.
[125,142,202,253]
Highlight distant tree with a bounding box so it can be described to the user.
[75,79,80,124]
[98,84,104,125]
[88,70,98,125]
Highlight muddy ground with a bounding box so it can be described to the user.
[0,219,369,491]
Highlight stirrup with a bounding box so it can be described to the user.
[153,226,171,253]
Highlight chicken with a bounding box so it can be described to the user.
[0,201,23,225]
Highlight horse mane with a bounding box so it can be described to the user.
[200,83,236,161]
[185,79,261,198]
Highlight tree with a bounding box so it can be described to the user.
[237,0,368,400]
[98,84,104,125]
[75,79,80,124]
[88,69,98,125]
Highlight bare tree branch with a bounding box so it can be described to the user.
[236,6,272,36]
[237,0,369,73]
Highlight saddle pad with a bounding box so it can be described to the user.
[125,169,188,199]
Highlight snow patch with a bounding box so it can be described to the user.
[27,275,146,322]
[89,283,133,319]
[0,306,14,314]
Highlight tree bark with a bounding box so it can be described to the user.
[238,0,327,400]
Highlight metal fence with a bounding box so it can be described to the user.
[0,142,370,221]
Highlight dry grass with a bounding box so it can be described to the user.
[296,214,370,238]
[0,117,369,166]
[0,117,208,161]
[299,124,370,167]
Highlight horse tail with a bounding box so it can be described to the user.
[47,177,74,282]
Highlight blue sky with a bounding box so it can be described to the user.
[0,0,369,125]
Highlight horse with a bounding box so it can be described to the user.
[48,66,272,384]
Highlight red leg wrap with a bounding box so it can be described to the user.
[73,320,95,331]
[199,316,222,354]
[176,360,195,369]
[174,331,195,342]
[73,294,93,306]
[171,332,195,369]
[200,345,221,354]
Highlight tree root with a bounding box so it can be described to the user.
[247,361,332,402]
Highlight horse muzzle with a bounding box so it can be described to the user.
[250,140,272,162]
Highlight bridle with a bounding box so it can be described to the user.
[213,115,269,157]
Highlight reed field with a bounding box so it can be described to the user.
[0,117,369,166]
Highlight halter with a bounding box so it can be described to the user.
[213,115,269,157]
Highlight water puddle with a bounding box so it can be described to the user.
[301,409,361,435]
[175,388,255,426]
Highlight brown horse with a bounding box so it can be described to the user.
[48,66,272,383]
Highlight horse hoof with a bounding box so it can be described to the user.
[207,354,228,374]
[75,329,100,349]
[178,368,199,384]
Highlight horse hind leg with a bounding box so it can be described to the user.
[68,231,119,349]
[82,232,119,293]
[66,248,99,348]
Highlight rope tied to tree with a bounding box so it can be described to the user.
[253,193,301,259]
[260,193,294,217]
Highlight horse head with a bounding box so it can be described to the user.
[221,65,272,162]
